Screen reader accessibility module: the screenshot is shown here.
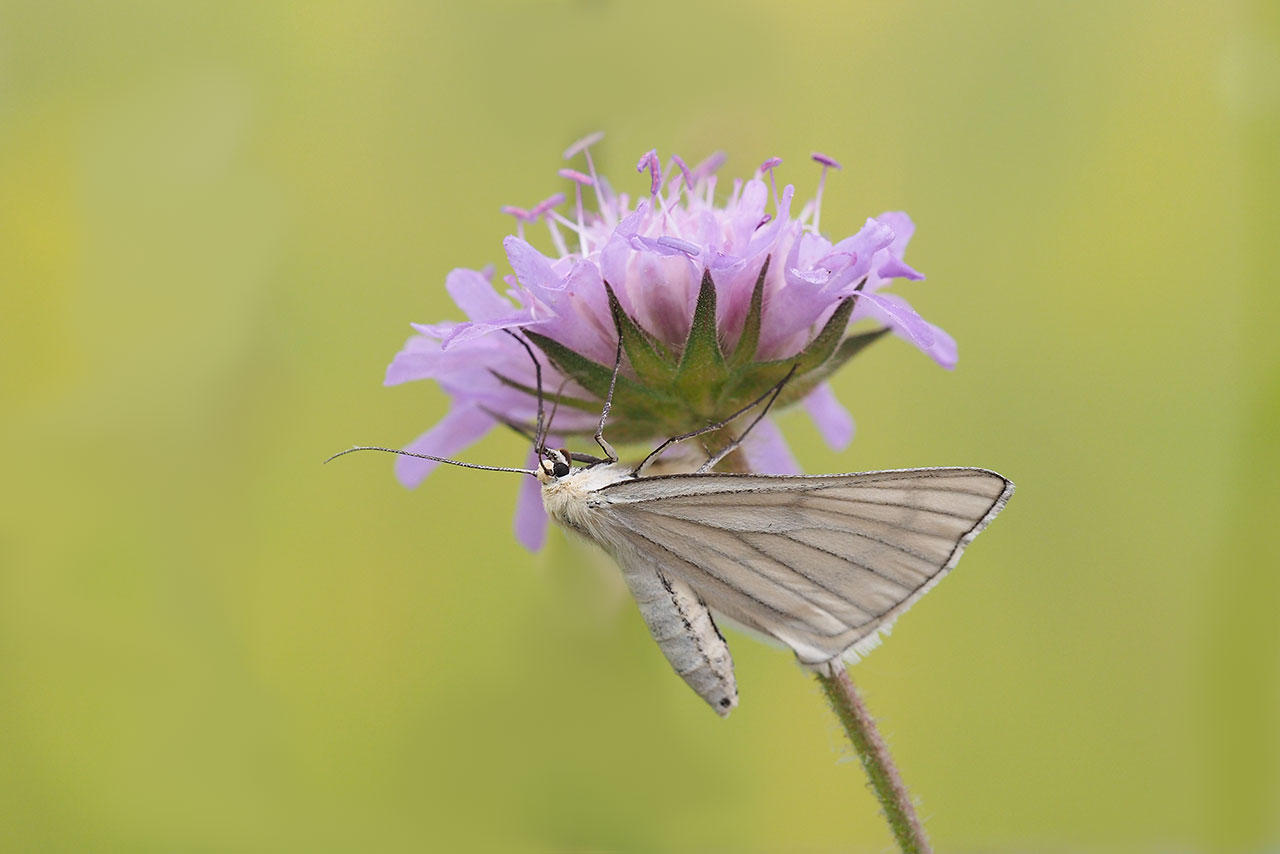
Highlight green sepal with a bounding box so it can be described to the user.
[673,268,729,412]
[604,283,675,386]
[714,285,886,415]
[523,329,675,425]
[788,294,857,374]
[727,294,855,394]
[728,256,770,369]
[489,370,600,413]
[773,327,891,407]
[522,329,624,400]
[817,326,890,379]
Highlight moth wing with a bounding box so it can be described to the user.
[594,467,1013,666]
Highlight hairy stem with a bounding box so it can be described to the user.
[814,665,932,854]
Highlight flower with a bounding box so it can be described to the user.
[386,133,956,550]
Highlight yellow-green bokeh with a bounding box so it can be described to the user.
[2,1,1277,850]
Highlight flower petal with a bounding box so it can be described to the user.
[877,211,916,250]
[446,267,517,321]
[857,292,957,369]
[504,236,564,302]
[869,211,925,281]
[740,416,801,475]
[394,405,495,488]
[922,321,958,369]
[386,335,486,385]
[522,259,618,365]
[439,311,534,350]
[514,449,548,551]
[803,382,855,451]
[858,292,935,346]
[875,255,925,281]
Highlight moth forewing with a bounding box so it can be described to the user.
[538,463,1013,715]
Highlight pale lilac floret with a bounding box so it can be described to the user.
[387,134,953,549]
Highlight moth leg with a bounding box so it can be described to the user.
[593,322,624,463]
[635,363,798,476]
[504,329,548,451]
[695,363,796,473]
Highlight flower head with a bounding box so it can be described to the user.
[386,134,955,549]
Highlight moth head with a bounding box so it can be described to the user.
[536,447,572,483]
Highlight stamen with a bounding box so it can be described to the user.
[544,216,569,258]
[636,149,661,196]
[811,152,842,236]
[563,131,605,160]
[530,193,565,218]
[531,193,568,257]
[796,199,815,225]
[557,168,593,185]
[562,132,613,223]
[559,169,593,254]
[656,236,702,258]
[501,204,533,241]
[756,213,773,230]
[547,209,587,237]
[759,156,782,211]
[690,151,726,182]
[671,154,694,199]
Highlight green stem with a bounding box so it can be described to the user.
[814,665,932,854]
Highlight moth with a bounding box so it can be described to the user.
[333,332,1013,717]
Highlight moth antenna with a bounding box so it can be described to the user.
[502,329,548,453]
[635,363,799,476]
[324,446,537,477]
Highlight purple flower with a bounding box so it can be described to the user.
[386,135,954,550]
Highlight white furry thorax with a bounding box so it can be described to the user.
[537,462,634,540]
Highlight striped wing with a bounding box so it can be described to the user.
[595,467,1013,666]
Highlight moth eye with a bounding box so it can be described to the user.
[552,461,570,478]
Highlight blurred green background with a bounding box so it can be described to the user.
[2,1,1277,851]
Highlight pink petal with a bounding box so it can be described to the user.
[518,260,617,365]
[514,448,549,551]
[740,417,801,475]
[858,292,936,349]
[876,211,916,250]
[394,406,495,488]
[803,382,855,451]
[923,322,958,369]
[869,212,924,281]
[856,292,957,369]
[876,255,925,281]
[504,236,564,302]
[439,311,534,350]
[386,335,486,385]
[446,267,516,321]
[726,179,769,248]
